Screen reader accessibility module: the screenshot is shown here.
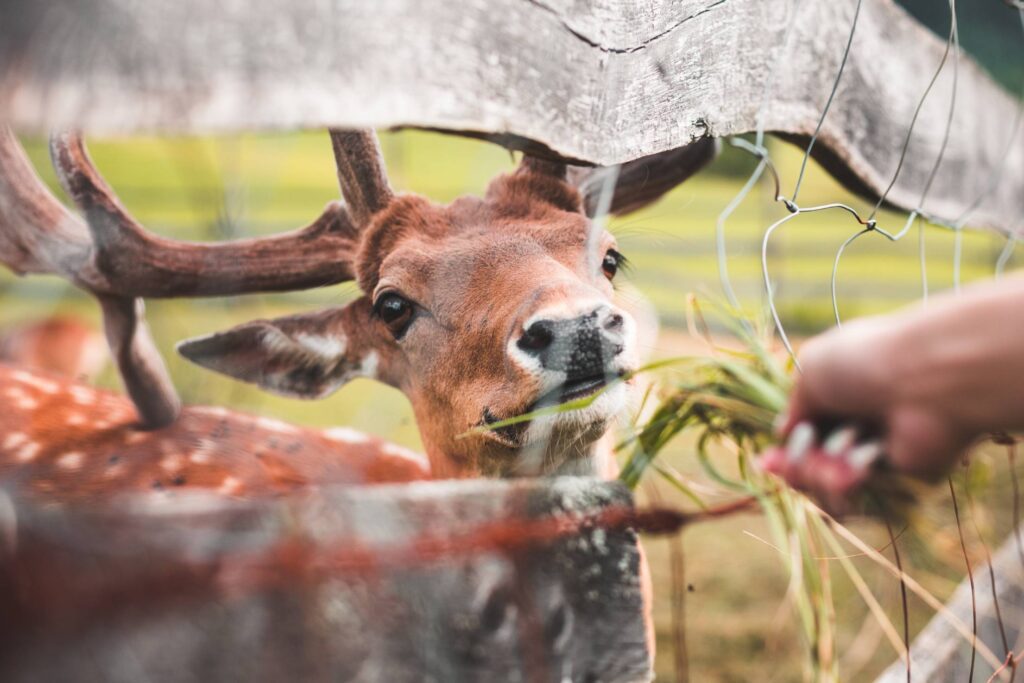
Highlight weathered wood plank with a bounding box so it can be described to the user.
[0,478,653,682]
[875,536,1024,683]
[1,0,1020,234]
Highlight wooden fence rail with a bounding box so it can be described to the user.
[2,0,1022,234]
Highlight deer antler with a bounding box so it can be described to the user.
[0,127,180,428]
[0,127,97,283]
[50,132,360,296]
[0,127,390,429]
[328,129,394,228]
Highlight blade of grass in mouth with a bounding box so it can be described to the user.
[456,356,700,439]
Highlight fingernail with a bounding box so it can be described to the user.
[786,421,815,463]
[847,441,882,469]
[773,410,789,435]
[823,426,857,457]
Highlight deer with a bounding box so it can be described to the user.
[0,315,107,381]
[0,123,716,653]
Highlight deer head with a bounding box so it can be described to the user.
[178,133,716,478]
[0,126,716,479]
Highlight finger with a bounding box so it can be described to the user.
[886,408,970,480]
[765,425,882,516]
[762,421,817,486]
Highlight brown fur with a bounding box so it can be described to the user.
[351,167,625,476]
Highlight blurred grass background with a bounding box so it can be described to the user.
[1,130,1018,682]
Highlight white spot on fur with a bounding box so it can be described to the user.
[9,370,36,385]
[16,373,59,395]
[104,462,126,479]
[193,406,230,418]
[15,442,41,462]
[295,333,346,360]
[189,437,217,465]
[255,416,299,434]
[57,451,84,470]
[66,413,86,426]
[218,476,243,495]
[3,433,28,450]
[126,431,148,445]
[160,454,184,472]
[359,351,379,379]
[381,443,429,469]
[66,389,92,405]
[69,386,93,404]
[506,335,544,375]
[615,282,657,365]
[258,328,296,356]
[14,396,38,410]
[323,427,370,444]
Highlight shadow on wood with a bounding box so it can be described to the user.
[1,0,1021,232]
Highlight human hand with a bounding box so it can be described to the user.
[760,314,977,513]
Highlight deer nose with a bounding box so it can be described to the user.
[518,320,556,353]
[516,306,626,375]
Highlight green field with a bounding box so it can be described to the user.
[1,130,1018,681]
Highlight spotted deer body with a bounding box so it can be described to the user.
[0,364,429,501]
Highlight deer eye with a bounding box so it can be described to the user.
[373,292,415,339]
[601,249,625,280]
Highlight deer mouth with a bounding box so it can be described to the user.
[477,370,627,448]
[479,407,529,448]
[532,370,625,409]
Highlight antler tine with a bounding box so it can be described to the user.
[97,295,181,428]
[0,127,179,428]
[328,129,394,228]
[50,131,360,298]
[0,127,98,285]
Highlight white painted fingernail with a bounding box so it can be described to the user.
[847,442,882,469]
[786,422,815,463]
[823,426,857,457]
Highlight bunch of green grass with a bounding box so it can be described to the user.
[618,295,921,522]
[616,295,852,678]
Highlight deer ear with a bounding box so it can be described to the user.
[487,155,581,214]
[177,297,396,399]
[569,137,719,217]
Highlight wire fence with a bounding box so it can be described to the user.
[713,0,1024,363]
